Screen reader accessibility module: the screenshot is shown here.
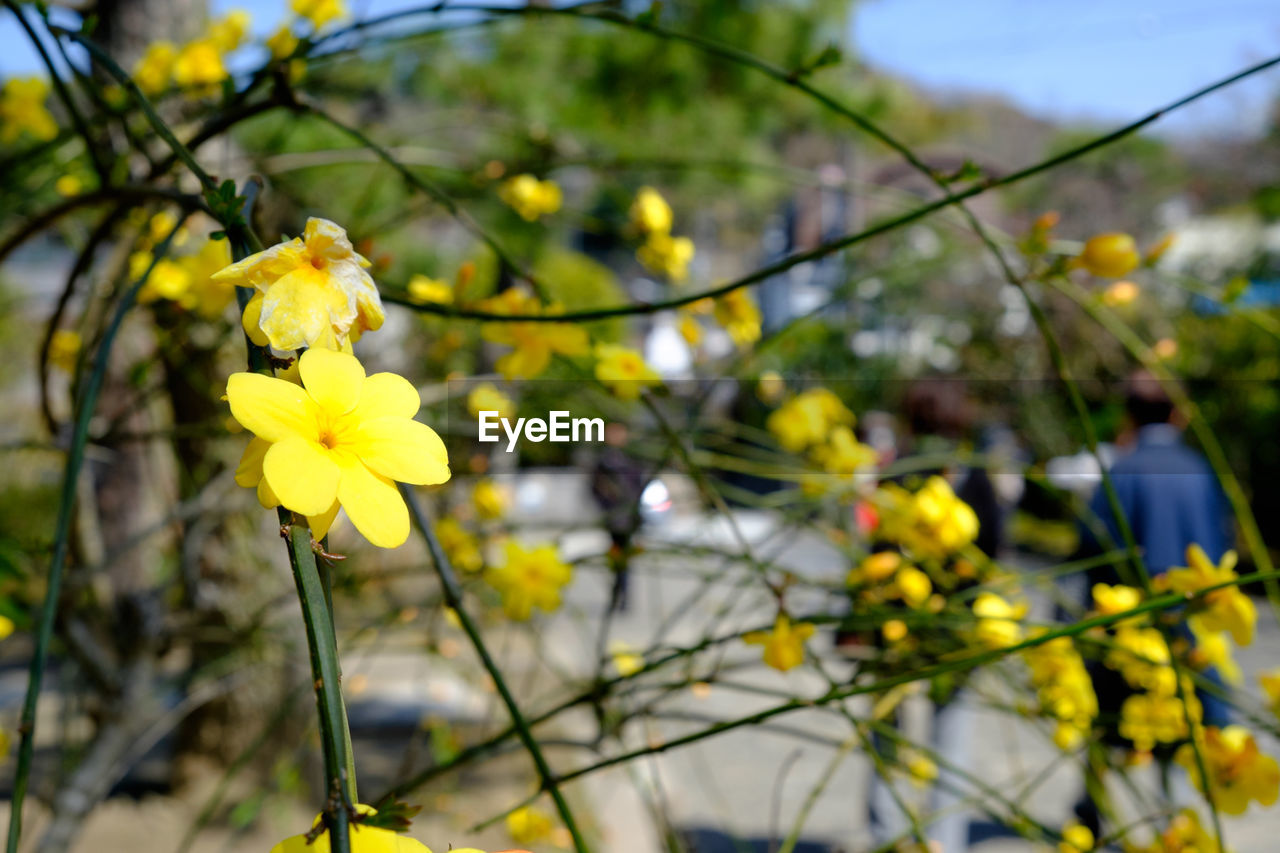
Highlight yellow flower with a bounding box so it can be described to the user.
[1091,583,1142,619]
[609,640,644,677]
[756,370,785,404]
[1100,280,1139,307]
[227,348,450,548]
[743,614,814,672]
[1152,337,1178,360]
[480,289,590,379]
[1106,625,1174,694]
[1176,725,1280,815]
[1190,621,1242,684]
[594,344,660,401]
[173,39,228,90]
[882,619,908,643]
[714,288,761,347]
[132,42,177,96]
[467,384,515,420]
[1261,669,1280,718]
[811,425,877,478]
[0,614,13,641]
[54,175,82,197]
[472,479,506,520]
[630,186,673,235]
[1024,634,1097,751]
[486,541,572,620]
[266,25,300,60]
[892,565,932,608]
[215,217,385,351]
[1162,545,1255,646]
[766,388,854,453]
[678,311,703,347]
[182,237,237,318]
[875,476,979,560]
[499,174,562,221]
[972,592,1024,648]
[505,806,552,846]
[1059,822,1094,853]
[847,551,902,586]
[436,517,483,573]
[637,232,694,281]
[48,329,81,372]
[407,275,452,305]
[902,749,938,788]
[1077,233,1140,278]
[209,10,251,53]
[1120,690,1196,753]
[0,77,58,143]
[270,805,433,853]
[293,0,347,30]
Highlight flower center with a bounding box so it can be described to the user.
[310,254,328,270]
[319,429,339,450]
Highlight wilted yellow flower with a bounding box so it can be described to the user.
[208,10,251,53]
[630,186,673,235]
[486,541,572,620]
[972,592,1024,648]
[505,806,552,846]
[1100,280,1139,307]
[637,232,694,281]
[293,0,347,30]
[714,288,761,347]
[133,42,177,96]
[48,329,82,372]
[594,344,660,401]
[266,25,300,60]
[467,384,515,420]
[0,77,57,142]
[472,479,506,520]
[172,39,228,90]
[228,348,450,547]
[269,804,433,853]
[499,174,561,221]
[1162,545,1255,646]
[743,614,813,672]
[767,388,854,453]
[1077,232,1140,278]
[1176,725,1280,815]
[215,217,385,351]
[408,275,452,305]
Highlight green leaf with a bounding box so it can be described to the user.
[359,795,421,833]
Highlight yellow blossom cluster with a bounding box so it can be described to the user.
[0,77,57,143]
[874,476,979,561]
[1176,725,1280,815]
[133,10,250,96]
[499,174,562,221]
[1023,633,1098,750]
[713,288,762,347]
[133,228,236,318]
[1157,545,1256,645]
[767,387,854,454]
[630,186,695,281]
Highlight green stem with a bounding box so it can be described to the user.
[402,487,591,853]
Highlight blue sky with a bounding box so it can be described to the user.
[3,1,1279,138]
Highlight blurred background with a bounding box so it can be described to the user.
[3,1,1280,851]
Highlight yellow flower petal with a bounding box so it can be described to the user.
[263,437,342,517]
[337,459,409,548]
[351,373,420,420]
[353,417,451,486]
[259,267,341,351]
[300,348,366,415]
[241,292,270,347]
[235,436,270,487]
[226,372,319,443]
[308,500,341,540]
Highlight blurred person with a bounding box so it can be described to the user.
[591,421,646,612]
[1071,369,1233,835]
